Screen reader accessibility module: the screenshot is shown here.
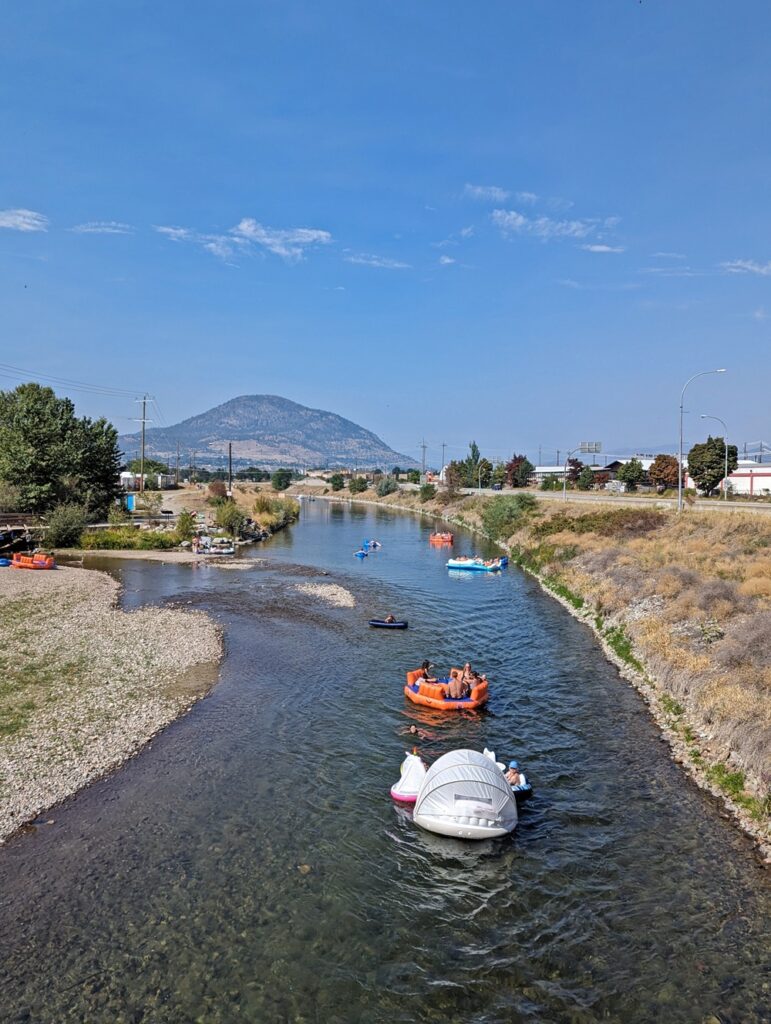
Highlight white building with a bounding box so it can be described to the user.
[722,460,771,496]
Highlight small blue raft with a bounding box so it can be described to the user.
[446,556,508,572]
[354,549,368,559]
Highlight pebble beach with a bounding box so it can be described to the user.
[0,564,222,844]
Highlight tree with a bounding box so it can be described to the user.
[126,458,168,475]
[176,509,196,541]
[271,468,292,491]
[215,501,246,538]
[419,483,436,503]
[616,458,645,492]
[648,454,679,492]
[491,462,507,488]
[0,383,121,514]
[481,494,538,540]
[567,458,584,485]
[594,471,610,489]
[329,473,345,491]
[506,454,534,488]
[391,466,402,476]
[687,436,738,495]
[349,476,368,494]
[208,480,227,500]
[540,474,561,491]
[407,470,421,484]
[577,466,595,490]
[477,458,493,488]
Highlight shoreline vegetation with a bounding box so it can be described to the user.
[0,565,222,845]
[294,485,771,864]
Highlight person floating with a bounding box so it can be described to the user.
[505,760,527,788]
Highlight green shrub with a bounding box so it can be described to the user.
[176,509,196,541]
[79,527,179,550]
[532,508,664,540]
[252,493,300,530]
[604,625,644,672]
[215,501,246,537]
[349,477,368,495]
[329,474,345,491]
[540,474,561,491]
[481,493,538,540]
[107,503,131,525]
[407,470,421,484]
[376,477,399,497]
[419,483,437,503]
[45,503,89,547]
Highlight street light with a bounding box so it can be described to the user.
[678,369,726,512]
[563,441,601,502]
[700,414,730,500]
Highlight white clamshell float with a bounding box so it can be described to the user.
[390,748,520,840]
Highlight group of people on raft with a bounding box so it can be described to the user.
[414,659,486,699]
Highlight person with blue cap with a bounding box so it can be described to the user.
[505,760,526,788]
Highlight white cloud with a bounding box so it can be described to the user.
[464,183,510,203]
[582,244,625,253]
[0,208,48,231]
[515,191,538,205]
[753,307,768,321]
[651,251,686,259]
[492,208,595,241]
[71,221,133,234]
[232,219,332,262]
[344,252,410,269]
[640,265,703,278]
[459,225,474,238]
[720,259,771,277]
[439,255,456,265]
[155,225,194,242]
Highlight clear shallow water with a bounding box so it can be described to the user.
[1,500,769,1023]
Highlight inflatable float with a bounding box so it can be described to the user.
[369,619,408,629]
[446,556,508,572]
[404,668,489,711]
[0,557,11,567]
[363,539,381,550]
[390,751,426,803]
[412,749,518,839]
[354,549,368,559]
[483,748,533,803]
[11,553,56,570]
[429,532,453,546]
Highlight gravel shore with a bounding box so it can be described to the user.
[0,565,222,844]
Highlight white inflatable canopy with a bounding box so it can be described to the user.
[413,749,518,840]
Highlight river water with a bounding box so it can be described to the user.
[0,500,768,1023]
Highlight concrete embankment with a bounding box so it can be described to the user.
[0,565,222,844]
[295,486,771,862]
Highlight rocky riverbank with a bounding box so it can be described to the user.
[0,564,222,844]
[297,486,771,863]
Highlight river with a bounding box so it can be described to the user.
[0,500,768,1023]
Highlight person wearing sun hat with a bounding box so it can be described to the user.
[505,760,525,787]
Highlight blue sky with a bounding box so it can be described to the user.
[1,1,769,467]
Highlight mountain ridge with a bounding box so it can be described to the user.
[118,394,418,469]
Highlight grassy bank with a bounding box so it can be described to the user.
[0,565,222,843]
[298,485,770,858]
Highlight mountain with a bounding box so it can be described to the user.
[118,395,418,469]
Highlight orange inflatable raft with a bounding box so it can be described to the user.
[11,552,56,570]
[429,532,454,546]
[404,668,489,711]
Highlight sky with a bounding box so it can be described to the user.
[1,1,770,468]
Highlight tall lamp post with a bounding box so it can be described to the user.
[563,441,601,502]
[678,369,726,512]
[700,414,730,500]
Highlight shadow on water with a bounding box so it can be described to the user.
[0,500,769,1023]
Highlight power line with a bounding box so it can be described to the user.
[0,362,147,398]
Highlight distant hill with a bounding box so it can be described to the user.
[118,395,418,470]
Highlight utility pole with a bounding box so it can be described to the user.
[228,442,233,495]
[133,396,152,495]
[175,441,180,486]
[556,449,560,464]
[441,442,447,472]
[420,438,427,475]
[538,445,542,464]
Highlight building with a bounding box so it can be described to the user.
[530,465,567,484]
[722,460,771,496]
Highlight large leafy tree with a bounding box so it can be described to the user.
[505,454,534,488]
[616,458,645,491]
[687,436,737,494]
[567,458,584,484]
[648,454,679,491]
[0,383,121,513]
